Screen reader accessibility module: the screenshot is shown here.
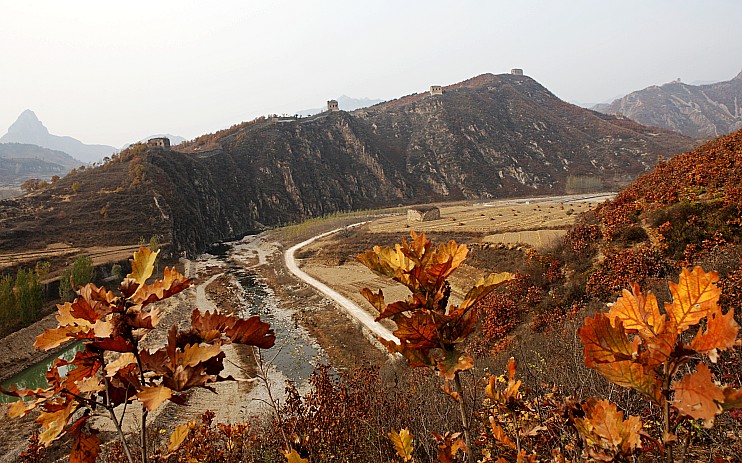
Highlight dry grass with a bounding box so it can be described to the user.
[366,195,608,235]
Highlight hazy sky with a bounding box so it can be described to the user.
[1,0,740,147]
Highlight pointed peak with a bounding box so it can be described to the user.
[735,69,742,80]
[6,109,49,136]
[18,109,40,121]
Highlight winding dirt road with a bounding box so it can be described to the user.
[284,224,399,345]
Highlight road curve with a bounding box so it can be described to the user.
[284,223,399,344]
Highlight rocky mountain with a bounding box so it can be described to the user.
[0,110,117,163]
[593,70,742,139]
[0,73,695,255]
[0,143,82,186]
[296,95,383,116]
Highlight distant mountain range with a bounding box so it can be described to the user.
[0,72,696,254]
[0,143,82,186]
[0,110,117,163]
[593,70,742,139]
[296,95,383,116]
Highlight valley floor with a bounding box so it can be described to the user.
[0,193,612,460]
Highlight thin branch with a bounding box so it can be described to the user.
[453,372,474,463]
[100,352,135,463]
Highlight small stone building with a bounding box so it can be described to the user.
[429,85,443,95]
[407,206,441,222]
[327,100,339,111]
[511,68,524,76]
[147,137,170,149]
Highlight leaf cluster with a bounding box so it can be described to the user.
[2,247,275,463]
[357,231,513,380]
[579,266,742,458]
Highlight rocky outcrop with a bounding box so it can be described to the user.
[593,70,742,139]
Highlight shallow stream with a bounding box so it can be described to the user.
[1,236,324,405]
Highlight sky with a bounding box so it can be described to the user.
[1,0,740,148]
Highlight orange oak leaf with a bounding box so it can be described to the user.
[166,364,215,391]
[388,428,414,462]
[427,240,468,282]
[4,386,52,417]
[136,385,173,411]
[167,421,195,453]
[435,350,474,380]
[666,266,721,333]
[281,448,309,463]
[607,283,665,338]
[489,416,516,449]
[180,343,222,368]
[672,363,725,427]
[34,327,75,350]
[37,399,78,445]
[380,337,435,368]
[127,247,159,285]
[69,428,101,463]
[574,398,642,459]
[61,351,102,395]
[226,315,276,348]
[130,266,192,306]
[105,353,137,377]
[579,314,639,367]
[393,312,438,350]
[458,272,514,311]
[360,287,387,314]
[594,360,662,403]
[432,432,467,463]
[689,307,739,362]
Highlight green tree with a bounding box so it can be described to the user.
[59,255,93,301]
[15,268,43,324]
[0,275,15,328]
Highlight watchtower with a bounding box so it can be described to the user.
[327,100,339,111]
[147,137,170,150]
[511,68,524,76]
[429,85,443,95]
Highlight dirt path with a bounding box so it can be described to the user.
[284,224,398,345]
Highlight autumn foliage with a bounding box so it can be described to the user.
[1,247,275,463]
[579,266,742,461]
[357,231,513,459]
[357,231,513,381]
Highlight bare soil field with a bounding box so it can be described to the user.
[294,195,611,316]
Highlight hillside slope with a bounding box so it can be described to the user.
[0,143,83,185]
[0,73,695,255]
[594,70,742,139]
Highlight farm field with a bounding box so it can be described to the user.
[295,193,612,323]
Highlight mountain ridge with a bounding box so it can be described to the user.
[0,73,695,254]
[0,143,82,186]
[593,70,742,139]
